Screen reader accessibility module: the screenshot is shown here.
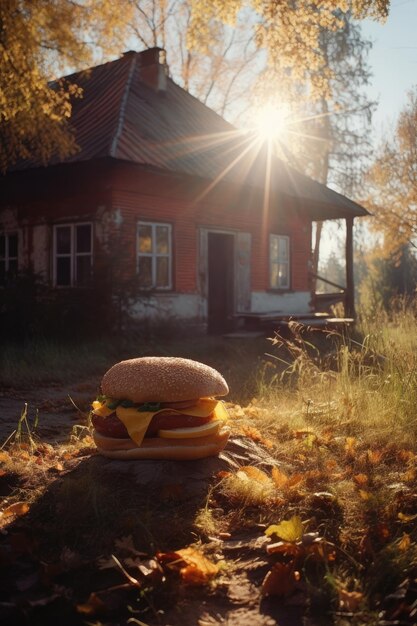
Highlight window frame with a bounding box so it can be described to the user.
[137,221,172,290]
[53,222,93,287]
[0,232,19,285]
[269,234,290,290]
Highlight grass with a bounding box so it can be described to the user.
[0,332,270,406]
[2,309,417,624]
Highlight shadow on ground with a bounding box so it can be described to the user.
[1,439,332,626]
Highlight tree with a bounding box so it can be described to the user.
[366,88,417,258]
[357,243,417,315]
[260,13,376,287]
[317,251,346,293]
[125,0,261,119]
[188,1,389,101]
[1,0,389,173]
[0,0,134,172]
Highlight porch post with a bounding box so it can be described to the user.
[345,217,355,319]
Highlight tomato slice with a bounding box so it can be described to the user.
[92,410,213,439]
[91,413,129,438]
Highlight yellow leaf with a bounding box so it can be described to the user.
[398,533,411,552]
[237,466,270,484]
[265,515,304,543]
[271,467,289,488]
[0,451,11,463]
[175,547,218,584]
[398,512,417,522]
[1,501,30,517]
[345,437,356,454]
[359,490,371,500]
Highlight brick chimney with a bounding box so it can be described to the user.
[137,47,168,92]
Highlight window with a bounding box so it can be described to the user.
[53,223,92,287]
[137,221,172,289]
[0,232,18,286]
[269,234,290,289]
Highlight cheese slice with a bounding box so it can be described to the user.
[92,401,115,418]
[158,420,221,439]
[115,399,228,447]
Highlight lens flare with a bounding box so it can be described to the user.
[254,104,291,142]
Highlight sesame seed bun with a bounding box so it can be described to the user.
[101,356,229,403]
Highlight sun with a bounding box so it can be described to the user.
[253,104,291,142]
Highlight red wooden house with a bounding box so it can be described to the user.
[0,48,368,333]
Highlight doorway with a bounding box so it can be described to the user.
[207,232,235,333]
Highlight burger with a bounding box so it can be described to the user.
[91,356,230,460]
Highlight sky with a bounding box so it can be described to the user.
[361,0,417,137]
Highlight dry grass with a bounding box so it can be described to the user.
[2,309,417,623]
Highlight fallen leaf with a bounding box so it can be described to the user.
[401,469,416,482]
[261,562,298,597]
[287,473,304,488]
[325,459,338,471]
[398,449,415,463]
[367,449,384,464]
[77,597,104,616]
[266,541,300,557]
[265,516,304,542]
[345,437,357,455]
[158,546,218,585]
[77,585,130,616]
[1,501,30,518]
[238,466,270,484]
[216,471,232,480]
[271,467,289,489]
[398,512,417,522]
[353,473,368,486]
[398,533,411,552]
[338,589,364,611]
[240,425,273,449]
[176,547,219,581]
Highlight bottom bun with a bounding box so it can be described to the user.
[92,428,230,460]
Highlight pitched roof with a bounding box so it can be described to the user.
[18,48,369,219]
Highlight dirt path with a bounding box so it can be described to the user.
[0,379,99,444]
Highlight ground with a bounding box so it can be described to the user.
[2,367,417,626]
[0,379,99,443]
[0,380,320,626]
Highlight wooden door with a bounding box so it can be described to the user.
[207,232,234,333]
